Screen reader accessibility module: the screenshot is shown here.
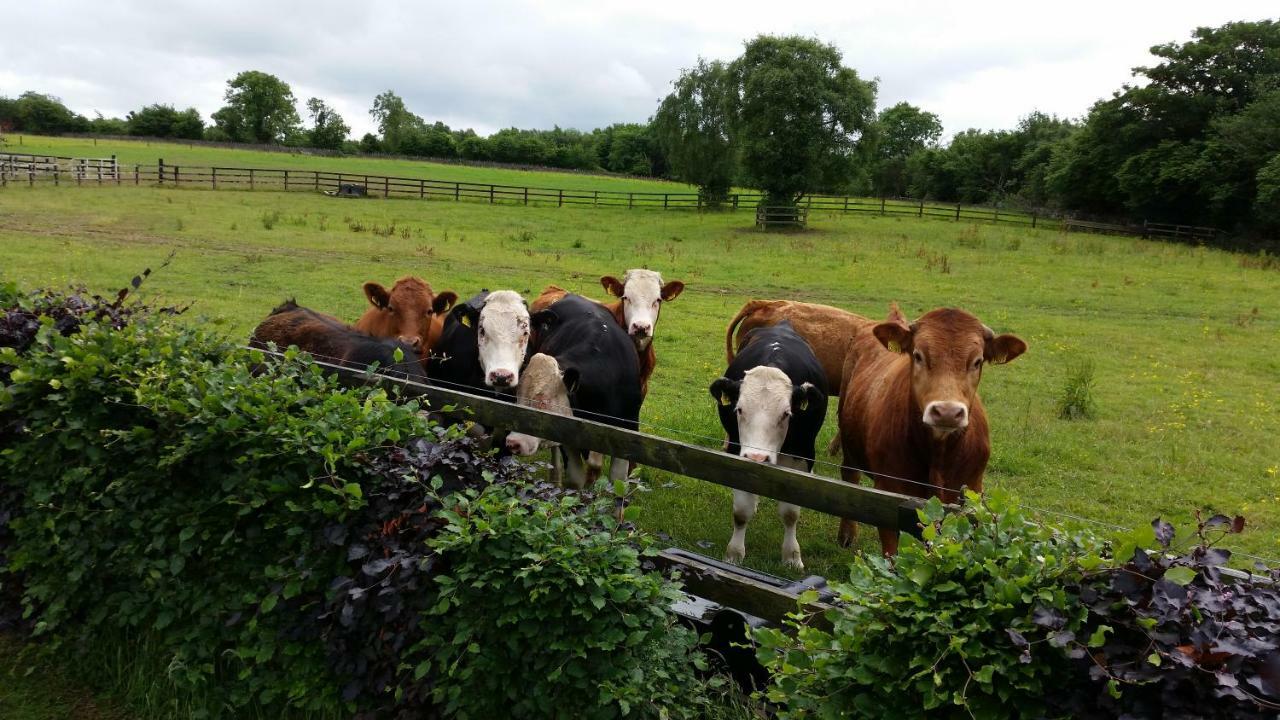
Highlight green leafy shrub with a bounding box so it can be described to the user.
[417,484,715,720]
[756,492,1103,719]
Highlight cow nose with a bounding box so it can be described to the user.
[742,451,770,464]
[399,335,422,351]
[630,323,651,338]
[488,369,515,388]
[925,401,968,428]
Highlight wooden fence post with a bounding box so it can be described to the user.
[158,158,165,186]
[489,185,495,204]
[593,190,599,207]
[212,167,217,190]
[420,179,426,199]
[732,194,739,211]
[955,203,961,221]
[628,192,633,209]
[558,189,563,207]
[250,169,255,190]
[918,198,924,217]
[174,165,180,186]
[135,164,140,185]
[993,208,999,224]
[524,187,528,205]
[663,193,669,210]
[96,161,102,185]
[284,170,289,191]
[455,182,461,201]
[880,197,886,215]
[384,176,389,198]
[53,164,59,186]
[1031,212,1037,229]
[314,171,320,192]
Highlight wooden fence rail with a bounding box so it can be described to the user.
[0,153,1220,240]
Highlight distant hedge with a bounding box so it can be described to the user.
[0,280,719,718]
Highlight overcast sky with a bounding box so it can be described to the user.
[2,1,1275,140]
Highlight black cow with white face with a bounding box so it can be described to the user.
[504,293,642,489]
[426,290,529,399]
[710,321,827,570]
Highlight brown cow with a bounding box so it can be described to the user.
[834,303,1026,555]
[725,299,871,395]
[529,269,684,398]
[353,276,458,358]
[251,300,428,382]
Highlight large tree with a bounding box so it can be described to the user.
[2,92,87,134]
[652,59,736,202]
[872,102,942,197]
[212,71,301,144]
[728,35,878,206]
[305,98,351,150]
[126,104,204,139]
[369,91,424,154]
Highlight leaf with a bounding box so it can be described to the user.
[1151,518,1174,547]
[1163,566,1196,586]
[1088,625,1113,648]
[1006,628,1028,648]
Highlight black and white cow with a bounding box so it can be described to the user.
[709,321,828,570]
[504,293,642,489]
[426,290,530,397]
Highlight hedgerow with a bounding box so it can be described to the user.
[0,280,717,718]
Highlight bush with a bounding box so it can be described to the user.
[1056,515,1280,718]
[0,279,718,718]
[1056,358,1098,420]
[756,492,1103,719]
[416,483,716,719]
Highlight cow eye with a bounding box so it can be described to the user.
[735,407,743,416]
[912,350,924,364]
[781,410,792,422]
[973,357,984,369]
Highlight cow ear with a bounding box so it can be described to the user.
[709,377,739,407]
[561,367,581,397]
[985,333,1027,365]
[601,275,624,297]
[529,308,559,332]
[363,282,391,310]
[432,291,458,315]
[873,321,913,354]
[660,280,685,301]
[452,304,479,329]
[792,382,820,413]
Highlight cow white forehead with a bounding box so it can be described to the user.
[622,269,663,297]
[738,366,793,409]
[480,290,528,323]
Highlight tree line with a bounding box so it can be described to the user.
[1,18,1276,236]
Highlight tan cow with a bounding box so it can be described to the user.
[354,276,457,359]
[725,299,872,395]
[833,303,1026,555]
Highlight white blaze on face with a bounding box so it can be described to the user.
[734,366,795,465]
[505,354,570,456]
[477,290,529,388]
[620,269,664,350]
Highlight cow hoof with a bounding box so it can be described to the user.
[783,557,805,571]
[724,546,745,565]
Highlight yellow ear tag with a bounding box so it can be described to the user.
[460,315,471,328]
[888,340,901,353]
[799,398,809,411]
[719,392,731,406]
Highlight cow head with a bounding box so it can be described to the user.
[711,367,821,465]
[601,269,684,350]
[505,353,578,456]
[451,290,529,389]
[873,305,1026,435]
[362,276,457,352]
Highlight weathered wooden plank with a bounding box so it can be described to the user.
[654,550,835,629]
[251,348,927,531]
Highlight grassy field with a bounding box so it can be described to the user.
[0,634,132,720]
[2,175,1278,578]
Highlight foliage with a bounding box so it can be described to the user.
[871,102,942,197]
[0,91,88,134]
[88,112,129,136]
[305,98,350,151]
[1055,357,1097,420]
[756,492,1103,719]
[127,104,205,139]
[594,123,664,176]
[416,482,715,720]
[212,70,302,144]
[369,91,425,155]
[653,58,738,203]
[729,35,878,206]
[1054,515,1280,718]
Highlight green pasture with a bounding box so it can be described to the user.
[2,180,1278,578]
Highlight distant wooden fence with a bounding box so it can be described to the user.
[0,152,1220,240]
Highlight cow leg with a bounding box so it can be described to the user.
[775,456,807,569]
[724,490,758,565]
[837,467,862,548]
[608,456,630,484]
[562,448,589,490]
[878,527,900,557]
[550,445,565,485]
[585,451,605,486]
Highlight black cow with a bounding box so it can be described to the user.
[504,293,642,489]
[250,300,427,382]
[709,320,827,570]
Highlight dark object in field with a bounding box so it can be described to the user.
[249,300,427,382]
[327,183,368,198]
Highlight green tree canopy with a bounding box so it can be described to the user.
[872,102,942,196]
[369,91,425,154]
[305,98,351,150]
[729,35,878,206]
[126,104,204,139]
[212,71,301,144]
[1,92,87,134]
[652,58,737,202]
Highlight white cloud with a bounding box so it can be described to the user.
[1,0,1274,139]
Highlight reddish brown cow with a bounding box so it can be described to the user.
[353,276,457,358]
[251,300,428,382]
[529,270,683,398]
[834,303,1026,555]
[725,299,871,395]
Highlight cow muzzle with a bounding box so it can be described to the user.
[923,401,969,432]
[741,450,775,465]
[487,368,516,388]
[504,432,539,456]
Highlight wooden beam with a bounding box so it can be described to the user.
[251,348,929,532]
[654,550,835,629]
